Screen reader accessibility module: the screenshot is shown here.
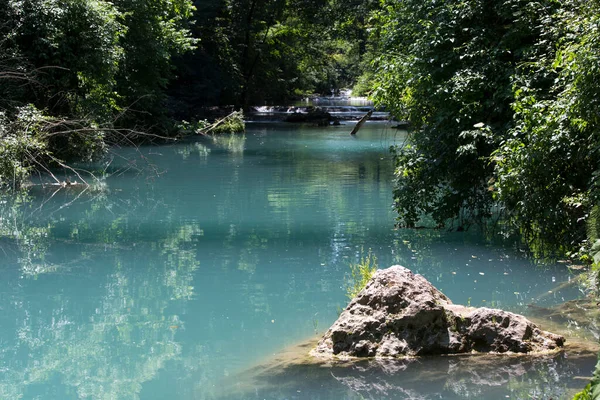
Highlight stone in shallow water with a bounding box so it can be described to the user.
[313,265,565,358]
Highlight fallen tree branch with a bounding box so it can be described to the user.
[198,111,244,135]
[350,110,374,136]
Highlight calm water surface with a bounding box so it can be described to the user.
[0,122,595,399]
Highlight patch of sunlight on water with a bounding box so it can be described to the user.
[0,122,595,400]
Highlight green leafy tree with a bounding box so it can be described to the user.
[375,0,600,258]
[493,0,600,255]
[374,0,554,228]
[0,0,195,186]
[170,0,379,111]
[113,0,197,128]
[3,0,124,118]
[168,0,241,111]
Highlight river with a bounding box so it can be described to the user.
[0,121,596,399]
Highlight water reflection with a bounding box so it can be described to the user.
[228,349,597,400]
[209,133,246,156]
[0,123,595,399]
[0,189,199,399]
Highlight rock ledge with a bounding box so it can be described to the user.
[313,266,565,358]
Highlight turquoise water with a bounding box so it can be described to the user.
[0,122,595,399]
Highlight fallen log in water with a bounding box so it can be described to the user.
[198,111,245,135]
[349,110,373,136]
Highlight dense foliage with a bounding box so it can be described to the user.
[0,0,195,187]
[1,0,196,124]
[374,0,600,258]
[169,0,379,113]
[494,0,600,255]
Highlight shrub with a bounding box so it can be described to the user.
[345,248,378,299]
[209,111,245,135]
[0,106,49,189]
[176,119,211,136]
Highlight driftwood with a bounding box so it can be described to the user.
[198,111,244,135]
[349,109,373,136]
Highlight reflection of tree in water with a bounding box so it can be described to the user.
[0,191,54,276]
[4,271,182,399]
[210,133,246,156]
[0,189,200,399]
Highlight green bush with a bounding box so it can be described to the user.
[352,70,375,97]
[210,111,245,134]
[176,120,211,136]
[0,106,49,189]
[0,105,111,188]
[374,0,600,259]
[345,248,378,299]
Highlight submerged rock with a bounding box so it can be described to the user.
[313,266,565,359]
[528,298,600,341]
